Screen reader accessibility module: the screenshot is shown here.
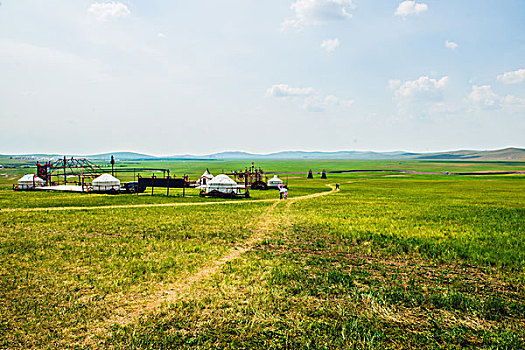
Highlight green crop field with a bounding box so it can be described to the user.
[0,158,524,349]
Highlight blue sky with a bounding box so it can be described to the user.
[1,0,524,155]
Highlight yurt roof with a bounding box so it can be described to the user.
[201,169,214,179]
[207,174,237,185]
[268,175,283,182]
[18,174,44,183]
[92,173,120,184]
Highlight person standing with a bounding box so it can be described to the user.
[279,185,285,199]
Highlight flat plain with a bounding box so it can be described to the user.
[0,159,523,349]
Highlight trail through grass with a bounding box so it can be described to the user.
[1,165,523,349]
[85,185,338,345]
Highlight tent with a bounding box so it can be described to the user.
[206,174,238,194]
[268,175,283,188]
[198,169,214,186]
[92,173,120,192]
[17,174,44,190]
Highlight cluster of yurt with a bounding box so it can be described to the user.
[92,173,121,192]
[17,174,44,190]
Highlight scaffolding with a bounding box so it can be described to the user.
[37,157,106,186]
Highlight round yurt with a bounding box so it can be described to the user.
[206,174,238,194]
[199,169,214,187]
[268,175,283,188]
[17,174,44,190]
[92,173,120,192]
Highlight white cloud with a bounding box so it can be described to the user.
[468,85,500,110]
[267,84,353,112]
[304,94,354,112]
[282,0,355,30]
[395,1,428,17]
[497,68,525,84]
[320,38,340,52]
[445,40,458,50]
[267,84,315,97]
[468,85,525,110]
[88,2,130,22]
[157,33,168,39]
[390,76,448,117]
[393,76,448,100]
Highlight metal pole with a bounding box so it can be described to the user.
[183,174,186,197]
[111,155,115,177]
[63,156,67,185]
[167,170,170,196]
[152,174,155,196]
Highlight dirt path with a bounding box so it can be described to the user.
[1,186,337,213]
[85,184,338,345]
[0,198,278,213]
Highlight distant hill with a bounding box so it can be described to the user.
[413,147,525,161]
[84,152,157,161]
[4,148,525,161]
[5,152,156,161]
[164,150,421,160]
[165,148,525,161]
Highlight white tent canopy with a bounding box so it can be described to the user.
[206,174,238,194]
[268,175,283,188]
[92,173,120,192]
[201,169,214,179]
[198,169,214,186]
[17,174,44,190]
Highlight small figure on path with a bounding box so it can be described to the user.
[279,184,286,200]
[336,183,340,190]
[283,188,288,199]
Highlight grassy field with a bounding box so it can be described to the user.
[0,158,523,349]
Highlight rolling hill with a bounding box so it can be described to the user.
[3,148,524,161]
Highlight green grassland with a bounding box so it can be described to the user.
[0,159,524,349]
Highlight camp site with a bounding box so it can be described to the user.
[1,0,524,348]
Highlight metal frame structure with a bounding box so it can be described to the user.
[36,156,172,190]
[37,156,107,187]
[229,162,269,190]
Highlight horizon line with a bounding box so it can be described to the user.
[2,146,524,158]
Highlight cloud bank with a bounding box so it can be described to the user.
[390,76,448,117]
[282,0,355,29]
[88,2,131,22]
[395,1,428,17]
[320,38,340,52]
[445,40,458,50]
[468,85,525,110]
[267,84,315,97]
[497,68,525,84]
[267,84,353,112]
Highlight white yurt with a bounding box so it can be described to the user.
[17,174,44,190]
[199,169,214,186]
[92,173,120,192]
[268,175,283,188]
[206,174,238,194]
